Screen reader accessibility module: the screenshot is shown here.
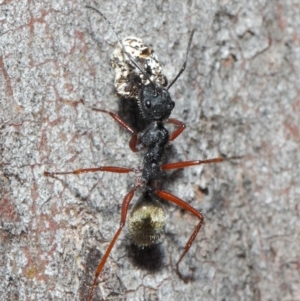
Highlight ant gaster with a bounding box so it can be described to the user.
[44,6,235,301]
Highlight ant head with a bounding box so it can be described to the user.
[139,84,175,121]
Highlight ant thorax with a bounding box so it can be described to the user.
[139,121,169,182]
[111,37,168,100]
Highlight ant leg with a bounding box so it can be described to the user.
[167,118,186,141]
[155,189,204,282]
[92,108,135,135]
[161,158,224,170]
[88,186,138,301]
[44,166,135,177]
[161,156,242,170]
[93,108,138,152]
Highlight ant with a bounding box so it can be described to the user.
[44,6,237,301]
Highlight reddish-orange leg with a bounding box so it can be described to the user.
[44,166,138,301]
[155,189,204,282]
[161,156,242,171]
[159,156,225,281]
[161,157,224,171]
[87,185,139,301]
[93,108,138,152]
[93,109,187,150]
[44,166,135,176]
[166,118,186,141]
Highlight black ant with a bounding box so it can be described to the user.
[44,6,237,301]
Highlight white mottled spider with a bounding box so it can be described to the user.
[111,36,168,100]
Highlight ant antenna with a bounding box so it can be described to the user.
[86,6,157,92]
[167,29,195,90]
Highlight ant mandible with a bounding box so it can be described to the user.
[44,6,235,301]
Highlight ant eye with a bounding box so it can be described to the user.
[146,100,151,108]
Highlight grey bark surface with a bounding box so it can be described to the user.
[1,0,300,301]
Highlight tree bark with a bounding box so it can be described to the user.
[1,0,299,300]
